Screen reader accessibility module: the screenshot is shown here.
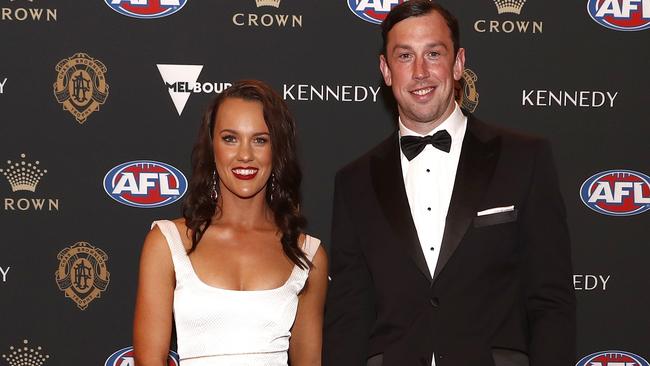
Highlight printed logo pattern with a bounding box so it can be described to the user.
[0,153,46,192]
[347,0,406,24]
[573,274,611,291]
[494,0,527,14]
[580,170,650,216]
[53,53,109,124]
[55,242,110,310]
[256,0,280,7]
[576,350,650,366]
[587,0,650,31]
[105,0,188,19]
[474,0,543,33]
[0,266,8,282]
[157,64,203,115]
[2,339,50,366]
[104,160,188,208]
[0,0,58,22]
[283,84,381,103]
[232,0,303,28]
[105,346,179,366]
[457,68,479,113]
[1,153,59,212]
[158,64,231,115]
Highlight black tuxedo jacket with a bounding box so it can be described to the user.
[323,115,576,366]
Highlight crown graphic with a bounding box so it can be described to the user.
[0,153,47,192]
[493,0,527,14]
[2,339,50,366]
[256,0,281,8]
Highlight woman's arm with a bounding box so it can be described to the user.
[133,226,176,366]
[289,246,329,366]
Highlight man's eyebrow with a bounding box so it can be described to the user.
[392,44,414,51]
[426,42,448,49]
[391,42,448,52]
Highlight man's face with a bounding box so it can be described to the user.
[380,11,465,133]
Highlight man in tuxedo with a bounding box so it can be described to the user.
[323,1,576,366]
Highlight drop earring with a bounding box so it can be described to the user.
[211,170,218,200]
[269,174,276,202]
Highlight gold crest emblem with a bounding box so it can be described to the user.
[55,241,110,310]
[455,68,479,113]
[53,53,109,124]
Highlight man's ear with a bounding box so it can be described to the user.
[379,54,392,86]
[453,48,465,81]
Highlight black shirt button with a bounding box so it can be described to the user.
[426,169,431,173]
[430,297,440,307]
[430,247,435,251]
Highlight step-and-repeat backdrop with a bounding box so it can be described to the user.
[1,1,649,365]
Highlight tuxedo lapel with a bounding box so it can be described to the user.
[370,133,432,284]
[433,117,501,281]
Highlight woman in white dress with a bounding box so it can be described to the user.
[133,80,328,366]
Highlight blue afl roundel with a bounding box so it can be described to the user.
[580,169,650,216]
[105,0,188,19]
[587,0,650,31]
[347,0,407,24]
[105,346,180,366]
[103,160,188,209]
[576,350,650,366]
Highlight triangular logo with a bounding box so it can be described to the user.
[157,64,203,116]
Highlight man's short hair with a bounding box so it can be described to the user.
[381,0,460,57]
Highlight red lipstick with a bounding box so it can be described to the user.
[232,167,258,180]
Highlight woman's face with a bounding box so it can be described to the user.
[212,97,272,200]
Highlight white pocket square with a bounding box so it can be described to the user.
[477,205,515,216]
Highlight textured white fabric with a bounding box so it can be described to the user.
[151,220,320,366]
[399,103,467,278]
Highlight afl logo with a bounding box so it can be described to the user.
[587,0,650,31]
[105,0,188,19]
[105,346,180,366]
[347,0,406,24]
[580,170,650,216]
[576,350,649,366]
[103,160,187,208]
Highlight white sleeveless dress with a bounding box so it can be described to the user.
[152,220,321,366]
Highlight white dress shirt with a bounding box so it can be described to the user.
[399,103,467,366]
[399,103,467,278]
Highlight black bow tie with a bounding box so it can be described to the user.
[400,130,452,161]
